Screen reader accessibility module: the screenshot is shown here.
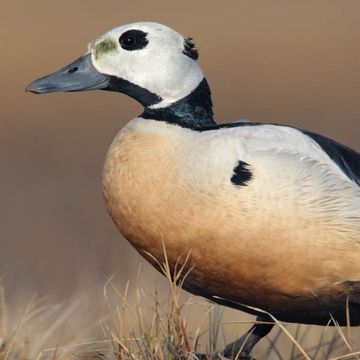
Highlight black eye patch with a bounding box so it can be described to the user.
[119,30,148,51]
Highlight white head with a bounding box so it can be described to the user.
[90,22,204,108]
[27,22,205,109]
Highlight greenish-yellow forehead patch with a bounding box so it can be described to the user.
[89,37,117,60]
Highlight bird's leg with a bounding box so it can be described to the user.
[191,315,274,359]
[221,315,274,359]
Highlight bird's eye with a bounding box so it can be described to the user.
[119,30,148,51]
[120,35,136,49]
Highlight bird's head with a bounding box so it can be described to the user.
[26,22,204,109]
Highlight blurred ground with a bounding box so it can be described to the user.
[1,1,360,357]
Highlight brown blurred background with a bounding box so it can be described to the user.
[1,0,360,321]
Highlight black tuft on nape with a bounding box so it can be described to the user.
[183,37,199,60]
[231,160,253,186]
[141,78,215,129]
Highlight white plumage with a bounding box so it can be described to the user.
[27,21,360,359]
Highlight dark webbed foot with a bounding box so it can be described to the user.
[188,353,222,359]
[186,315,274,359]
[186,352,254,359]
[221,315,274,359]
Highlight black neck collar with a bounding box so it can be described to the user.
[141,78,216,129]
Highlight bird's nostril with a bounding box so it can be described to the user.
[67,66,79,74]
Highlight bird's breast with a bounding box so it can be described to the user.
[102,118,360,315]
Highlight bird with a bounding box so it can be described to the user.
[26,22,360,359]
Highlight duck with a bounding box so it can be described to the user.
[26,22,360,359]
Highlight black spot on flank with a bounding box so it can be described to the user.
[198,120,360,188]
[231,161,253,186]
[183,37,199,60]
[119,30,148,51]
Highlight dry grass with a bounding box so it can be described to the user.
[1,253,360,360]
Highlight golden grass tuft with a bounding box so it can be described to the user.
[2,251,360,359]
[102,250,214,359]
